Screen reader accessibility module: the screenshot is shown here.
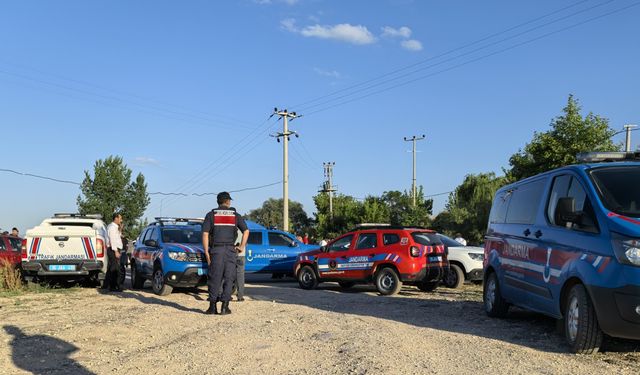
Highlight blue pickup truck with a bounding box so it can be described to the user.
[130,217,317,295]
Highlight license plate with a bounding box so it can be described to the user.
[49,264,75,271]
[197,268,207,276]
[428,256,443,263]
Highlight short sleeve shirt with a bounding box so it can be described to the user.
[202,206,248,247]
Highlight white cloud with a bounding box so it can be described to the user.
[298,23,376,45]
[381,26,412,39]
[133,157,161,167]
[314,67,341,79]
[280,18,298,32]
[401,39,423,51]
[255,0,299,5]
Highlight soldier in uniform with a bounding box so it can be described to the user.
[202,192,249,315]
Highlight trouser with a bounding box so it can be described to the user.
[207,245,236,302]
[104,248,121,290]
[236,255,245,298]
[118,251,127,289]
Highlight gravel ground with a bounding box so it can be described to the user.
[0,275,639,375]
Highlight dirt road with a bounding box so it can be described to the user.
[1,276,639,375]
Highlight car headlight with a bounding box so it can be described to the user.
[612,233,640,266]
[468,253,484,261]
[167,251,189,262]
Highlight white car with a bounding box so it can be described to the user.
[21,213,108,285]
[437,234,484,289]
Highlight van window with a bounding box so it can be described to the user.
[248,232,262,245]
[505,179,546,224]
[590,166,640,217]
[268,232,295,247]
[547,175,599,232]
[383,233,400,246]
[489,190,512,224]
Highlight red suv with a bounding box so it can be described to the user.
[294,225,449,295]
[0,234,22,267]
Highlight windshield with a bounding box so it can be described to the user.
[590,166,640,217]
[437,234,464,248]
[161,228,202,244]
[411,232,441,246]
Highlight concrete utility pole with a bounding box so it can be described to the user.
[624,124,638,152]
[403,134,425,207]
[319,162,337,220]
[272,108,301,232]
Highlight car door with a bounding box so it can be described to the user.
[8,237,22,265]
[0,237,10,264]
[316,234,355,279]
[245,231,266,272]
[347,232,379,280]
[138,228,155,276]
[264,231,300,273]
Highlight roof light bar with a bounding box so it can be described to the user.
[577,151,640,163]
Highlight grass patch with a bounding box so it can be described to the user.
[0,260,81,298]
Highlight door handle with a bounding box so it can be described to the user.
[534,230,543,238]
[523,229,531,237]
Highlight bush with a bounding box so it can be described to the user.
[0,259,23,292]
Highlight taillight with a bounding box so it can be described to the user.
[96,239,104,257]
[410,246,420,257]
[21,239,27,259]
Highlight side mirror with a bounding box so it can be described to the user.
[144,239,159,248]
[555,197,579,227]
[289,242,298,247]
[320,245,328,253]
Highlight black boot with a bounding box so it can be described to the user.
[205,301,218,315]
[220,301,231,315]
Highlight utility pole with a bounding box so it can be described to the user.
[319,162,337,220]
[271,108,301,232]
[624,124,638,152]
[403,134,425,207]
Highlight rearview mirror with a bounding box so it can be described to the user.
[555,197,579,227]
[144,239,159,248]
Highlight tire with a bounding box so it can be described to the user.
[564,284,603,354]
[338,281,356,289]
[297,265,318,290]
[151,266,173,296]
[443,264,465,289]
[417,281,439,292]
[483,272,509,318]
[131,261,144,290]
[375,267,402,295]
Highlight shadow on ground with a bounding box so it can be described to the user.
[3,325,95,375]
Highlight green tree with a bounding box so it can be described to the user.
[508,95,620,180]
[246,198,312,235]
[313,193,363,240]
[381,187,433,227]
[77,156,150,239]
[444,172,507,244]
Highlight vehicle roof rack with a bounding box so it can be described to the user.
[53,213,103,219]
[348,223,433,232]
[577,151,640,163]
[152,217,204,226]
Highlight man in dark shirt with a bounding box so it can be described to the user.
[202,192,249,315]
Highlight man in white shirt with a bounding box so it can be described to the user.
[454,233,467,247]
[104,213,124,292]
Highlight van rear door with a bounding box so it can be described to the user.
[27,224,98,264]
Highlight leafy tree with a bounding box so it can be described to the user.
[77,156,150,239]
[444,173,507,244]
[381,187,433,227]
[246,198,312,235]
[508,95,620,180]
[313,193,363,240]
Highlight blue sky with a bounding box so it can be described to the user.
[1,0,639,233]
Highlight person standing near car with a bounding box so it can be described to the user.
[104,213,123,292]
[454,233,467,246]
[11,228,19,237]
[234,228,246,302]
[117,223,129,290]
[202,192,249,315]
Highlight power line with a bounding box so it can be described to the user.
[303,1,640,116]
[291,0,593,111]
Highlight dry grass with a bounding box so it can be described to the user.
[0,259,23,292]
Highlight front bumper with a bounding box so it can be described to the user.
[588,284,640,340]
[401,264,449,283]
[21,260,104,278]
[165,267,208,287]
[467,268,484,281]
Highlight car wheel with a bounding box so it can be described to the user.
[375,267,402,295]
[443,264,465,289]
[564,284,603,354]
[152,266,173,296]
[131,261,144,290]
[297,265,318,290]
[484,272,509,318]
[338,281,356,289]
[417,281,439,292]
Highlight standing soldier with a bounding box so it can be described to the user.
[202,192,249,315]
